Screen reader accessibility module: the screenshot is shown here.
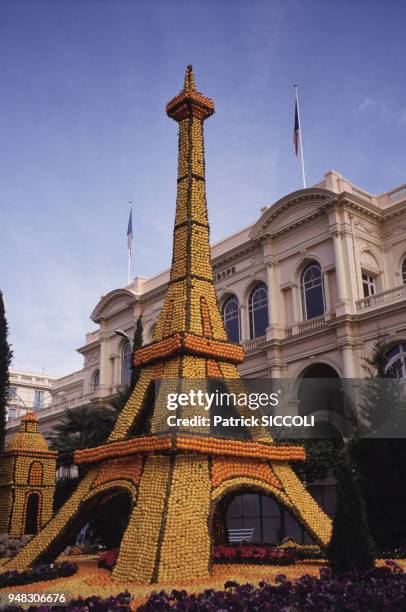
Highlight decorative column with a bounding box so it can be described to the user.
[98,332,111,394]
[239,304,249,342]
[341,344,356,378]
[323,270,332,312]
[332,230,351,315]
[265,259,283,340]
[342,215,360,304]
[290,283,300,335]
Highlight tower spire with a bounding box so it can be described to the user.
[134,65,243,370]
[183,64,196,90]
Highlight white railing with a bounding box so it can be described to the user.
[356,284,406,311]
[243,335,267,351]
[54,370,84,387]
[298,315,326,334]
[388,185,406,202]
[351,186,374,203]
[284,314,327,337]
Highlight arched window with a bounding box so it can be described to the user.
[301,262,325,320]
[385,343,406,379]
[28,462,43,486]
[362,271,376,298]
[224,492,329,545]
[24,492,40,535]
[121,342,132,385]
[222,296,240,343]
[248,283,269,339]
[93,370,100,391]
[402,258,406,284]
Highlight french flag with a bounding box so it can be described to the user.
[127,205,133,254]
[293,100,300,156]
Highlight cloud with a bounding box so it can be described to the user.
[356,97,375,113]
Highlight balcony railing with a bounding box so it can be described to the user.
[243,335,267,352]
[285,314,327,337]
[356,284,406,311]
[388,184,406,202]
[298,315,327,334]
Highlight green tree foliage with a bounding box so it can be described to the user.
[49,404,118,462]
[327,445,376,574]
[352,438,406,550]
[295,438,343,482]
[0,291,13,452]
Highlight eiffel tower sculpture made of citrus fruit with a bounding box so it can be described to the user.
[3,66,331,583]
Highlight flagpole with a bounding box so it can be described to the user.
[128,201,133,285]
[294,84,306,188]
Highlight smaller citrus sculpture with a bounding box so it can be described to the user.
[0,412,56,537]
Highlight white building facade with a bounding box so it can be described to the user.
[6,170,406,439]
[6,371,56,421]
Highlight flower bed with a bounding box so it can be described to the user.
[97,545,322,570]
[0,534,33,559]
[98,548,119,570]
[213,544,325,564]
[138,563,406,611]
[213,544,296,565]
[0,562,78,588]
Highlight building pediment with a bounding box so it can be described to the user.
[249,188,336,239]
[91,288,137,323]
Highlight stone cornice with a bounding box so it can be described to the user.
[91,288,138,323]
[211,240,257,269]
[249,188,336,240]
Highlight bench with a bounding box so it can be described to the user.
[228,528,254,544]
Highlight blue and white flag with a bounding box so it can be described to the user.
[293,100,300,156]
[127,205,133,254]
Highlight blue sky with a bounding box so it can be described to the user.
[1,0,405,375]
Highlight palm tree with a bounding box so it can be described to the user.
[48,403,118,460]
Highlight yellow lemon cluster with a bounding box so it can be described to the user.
[0,413,56,538]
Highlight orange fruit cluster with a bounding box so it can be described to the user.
[93,456,143,488]
[74,435,174,465]
[183,333,244,363]
[135,335,182,366]
[207,359,223,377]
[166,90,215,123]
[211,457,282,490]
[134,332,244,368]
[176,436,306,462]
